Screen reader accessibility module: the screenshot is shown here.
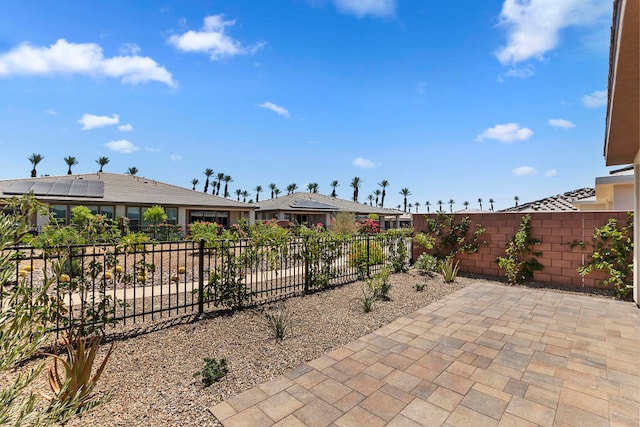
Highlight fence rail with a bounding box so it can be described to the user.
[3,234,409,333]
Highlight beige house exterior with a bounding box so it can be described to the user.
[573,167,634,211]
[603,0,639,304]
[0,173,254,232]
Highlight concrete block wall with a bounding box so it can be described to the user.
[412,211,630,289]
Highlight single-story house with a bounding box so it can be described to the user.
[499,188,596,213]
[254,192,405,229]
[573,166,634,211]
[603,0,638,304]
[0,172,255,232]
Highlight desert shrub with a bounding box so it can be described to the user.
[414,282,426,292]
[366,267,392,300]
[577,213,633,299]
[330,212,359,235]
[385,229,412,273]
[195,358,228,386]
[264,307,292,340]
[497,214,543,284]
[414,253,438,274]
[357,218,381,234]
[353,285,376,313]
[439,258,459,283]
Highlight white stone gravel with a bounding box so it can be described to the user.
[53,271,488,426]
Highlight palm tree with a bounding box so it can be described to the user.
[478,198,483,210]
[28,153,44,177]
[374,189,381,206]
[449,199,455,213]
[127,166,138,176]
[274,188,281,198]
[242,190,249,203]
[223,175,233,198]
[396,204,402,210]
[191,178,199,190]
[425,201,431,213]
[399,188,411,212]
[408,203,413,212]
[203,168,214,193]
[330,180,339,198]
[268,183,277,199]
[287,183,298,195]
[514,196,520,207]
[367,194,374,206]
[64,156,78,175]
[437,200,444,212]
[216,173,225,195]
[463,201,469,209]
[307,183,319,193]
[254,185,263,202]
[350,177,362,202]
[96,156,109,173]
[415,202,420,213]
[489,198,495,212]
[235,188,242,201]
[378,180,389,208]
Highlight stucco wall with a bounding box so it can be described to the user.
[412,211,631,289]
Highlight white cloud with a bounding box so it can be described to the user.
[145,146,161,153]
[119,43,141,56]
[118,123,133,132]
[548,118,575,128]
[105,139,139,154]
[502,66,534,80]
[0,39,175,87]
[170,154,182,161]
[582,90,607,108]
[331,0,396,18]
[78,113,119,130]
[168,15,265,60]
[258,101,290,118]
[353,157,376,168]
[544,169,557,177]
[45,108,57,115]
[475,123,533,143]
[513,166,537,176]
[496,0,610,65]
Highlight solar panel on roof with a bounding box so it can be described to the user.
[2,179,104,198]
[3,181,35,195]
[290,200,337,210]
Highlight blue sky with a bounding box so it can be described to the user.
[0,0,615,211]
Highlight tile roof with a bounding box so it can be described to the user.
[255,192,403,215]
[0,173,252,209]
[499,188,595,212]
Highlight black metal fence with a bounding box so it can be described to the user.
[5,234,409,333]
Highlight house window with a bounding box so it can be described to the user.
[166,208,178,225]
[100,206,114,219]
[189,210,229,226]
[126,206,141,231]
[51,205,68,225]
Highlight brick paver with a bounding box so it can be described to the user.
[210,283,640,426]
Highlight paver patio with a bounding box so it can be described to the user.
[210,282,640,426]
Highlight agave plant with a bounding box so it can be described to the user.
[439,258,460,283]
[47,331,114,410]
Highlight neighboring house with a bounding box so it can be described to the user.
[499,188,595,213]
[603,0,638,304]
[254,192,404,229]
[0,173,254,231]
[573,166,634,211]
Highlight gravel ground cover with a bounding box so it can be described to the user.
[12,270,617,426]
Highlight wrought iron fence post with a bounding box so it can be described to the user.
[304,235,310,293]
[198,239,204,314]
[366,235,371,278]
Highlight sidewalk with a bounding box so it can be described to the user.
[211,282,640,426]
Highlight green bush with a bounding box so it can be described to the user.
[497,214,543,284]
[414,253,438,275]
[577,213,633,299]
[424,213,486,259]
[195,358,228,386]
[349,239,384,279]
[367,267,392,300]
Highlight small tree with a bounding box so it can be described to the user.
[496,214,543,285]
[143,205,167,239]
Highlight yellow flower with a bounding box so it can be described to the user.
[178,266,186,274]
[59,274,71,283]
[103,271,113,280]
[137,274,147,282]
[18,270,29,278]
[22,265,33,272]
[115,265,123,273]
